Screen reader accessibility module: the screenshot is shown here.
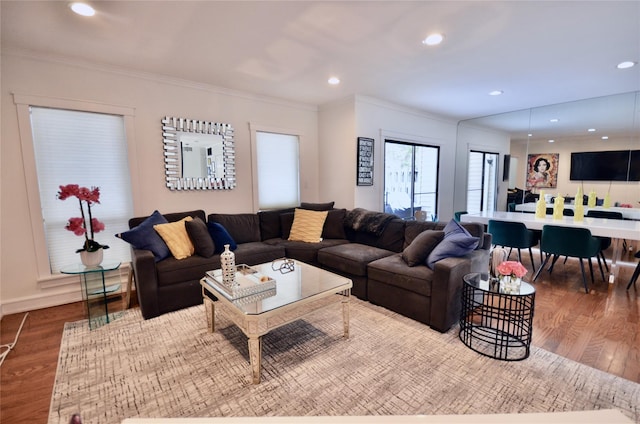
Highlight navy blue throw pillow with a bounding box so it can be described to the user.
[115,210,171,262]
[207,221,237,254]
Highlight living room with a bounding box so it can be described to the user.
[1,1,639,423]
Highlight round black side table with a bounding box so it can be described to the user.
[459,272,535,361]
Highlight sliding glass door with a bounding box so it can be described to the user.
[384,140,439,220]
[467,150,499,213]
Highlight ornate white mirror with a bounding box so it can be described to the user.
[162,116,236,190]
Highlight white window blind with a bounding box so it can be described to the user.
[255,131,300,210]
[30,107,134,273]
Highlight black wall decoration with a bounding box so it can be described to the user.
[357,137,374,186]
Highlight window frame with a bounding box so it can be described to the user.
[249,123,302,211]
[14,94,138,285]
[383,138,440,220]
[466,149,500,214]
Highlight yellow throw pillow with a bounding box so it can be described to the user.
[154,217,195,260]
[288,208,328,243]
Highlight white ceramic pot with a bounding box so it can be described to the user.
[80,248,103,267]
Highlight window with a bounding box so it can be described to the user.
[384,140,439,220]
[254,131,300,210]
[30,107,134,273]
[467,150,499,213]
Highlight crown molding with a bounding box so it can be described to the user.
[355,94,457,126]
[2,48,318,112]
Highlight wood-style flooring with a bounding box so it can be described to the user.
[1,251,639,423]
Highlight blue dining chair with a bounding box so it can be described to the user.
[488,220,540,272]
[586,210,625,272]
[532,225,603,293]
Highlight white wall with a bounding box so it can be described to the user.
[318,97,357,208]
[354,96,459,219]
[318,95,459,219]
[0,53,319,315]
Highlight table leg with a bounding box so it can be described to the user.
[609,238,622,284]
[203,297,215,333]
[342,291,350,339]
[248,336,262,384]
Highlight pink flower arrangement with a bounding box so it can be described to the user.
[58,184,109,253]
[496,260,528,279]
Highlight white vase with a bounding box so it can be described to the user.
[80,248,103,267]
[499,275,521,294]
[220,244,236,288]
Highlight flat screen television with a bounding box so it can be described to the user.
[630,150,640,181]
[570,150,633,181]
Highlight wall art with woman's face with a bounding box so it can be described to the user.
[526,153,559,190]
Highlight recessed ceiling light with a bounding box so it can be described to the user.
[548,139,555,143]
[588,128,596,132]
[617,61,636,69]
[550,118,559,123]
[489,90,503,96]
[602,136,609,140]
[70,2,96,16]
[327,77,340,85]
[422,33,444,46]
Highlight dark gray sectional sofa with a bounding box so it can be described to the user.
[127,206,491,332]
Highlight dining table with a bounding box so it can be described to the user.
[460,210,640,284]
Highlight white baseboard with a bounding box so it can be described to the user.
[1,289,83,317]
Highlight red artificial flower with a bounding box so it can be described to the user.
[58,184,109,252]
[91,218,105,233]
[65,217,86,236]
[496,261,528,278]
[57,184,80,200]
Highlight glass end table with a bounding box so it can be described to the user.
[459,272,536,361]
[61,261,123,330]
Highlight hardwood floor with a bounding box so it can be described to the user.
[1,253,639,423]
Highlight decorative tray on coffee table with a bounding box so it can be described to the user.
[205,264,276,300]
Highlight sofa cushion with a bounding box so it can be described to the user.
[426,219,478,269]
[154,217,195,260]
[185,217,215,258]
[268,238,349,264]
[258,208,295,241]
[207,221,237,254]
[208,213,261,244]
[300,201,335,211]
[116,210,170,262]
[322,208,347,239]
[232,242,286,266]
[403,221,439,248]
[288,208,328,243]
[317,243,395,277]
[402,230,444,266]
[368,254,433,297]
[347,218,406,253]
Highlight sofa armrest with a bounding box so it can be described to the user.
[131,248,160,319]
[429,249,489,332]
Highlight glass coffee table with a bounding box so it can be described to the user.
[200,259,352,384]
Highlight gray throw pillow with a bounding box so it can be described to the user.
[402,230,444,267]
[426,219,479,269]
[185,217,215,257]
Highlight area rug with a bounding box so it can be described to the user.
[48,298,639,424]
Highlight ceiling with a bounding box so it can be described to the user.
[2,1,639,122]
